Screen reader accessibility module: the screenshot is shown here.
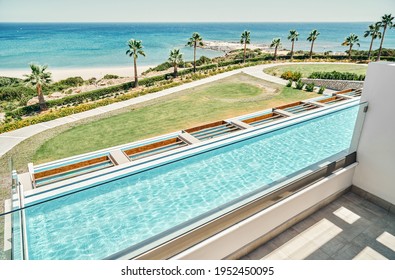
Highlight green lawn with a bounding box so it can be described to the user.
[264,63,368,78]
[33,73,319,163]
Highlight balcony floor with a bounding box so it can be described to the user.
[241,191,395,260]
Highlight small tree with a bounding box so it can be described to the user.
[240,30,251,63]
[126,39,146,87]
[377,14,394,61]
[24,64,52,111]
[270,38,282,61]
[287,30,299,60]
[364,23,382,60]
[186,32,203,72]
[342,33,360,59]
[307,29,320,59]
[168,49,184,77]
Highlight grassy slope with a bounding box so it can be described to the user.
[264,64,368,78]
[33,73,318,163]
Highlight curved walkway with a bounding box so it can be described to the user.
[0,62,345,157]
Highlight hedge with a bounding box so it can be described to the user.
[308,71,365,81]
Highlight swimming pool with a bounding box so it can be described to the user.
[17,103,363,260]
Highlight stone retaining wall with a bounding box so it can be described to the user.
[301,78,364,91]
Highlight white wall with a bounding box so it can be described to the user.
[353,62,395,205]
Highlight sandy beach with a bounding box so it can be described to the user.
[201,40,289,55]
[0,65,153,81]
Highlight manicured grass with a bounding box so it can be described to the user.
[32,73,319,163]
[264,63,368,78]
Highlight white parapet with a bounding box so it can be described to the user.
[352,62,395,205]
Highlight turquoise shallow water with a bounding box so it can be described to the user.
[22,105,359,260]
[1,22,394,69]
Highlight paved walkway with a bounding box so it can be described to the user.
[0,62,341,157]
[241,191,395,260]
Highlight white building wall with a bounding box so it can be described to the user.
[353,62,395,205]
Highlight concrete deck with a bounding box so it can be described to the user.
[241,191,395,260]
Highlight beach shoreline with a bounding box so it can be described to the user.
[0,65,154,81]
[201,40,289,55]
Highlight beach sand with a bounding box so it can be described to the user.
[201,40,289,55]
[0,65,153,81]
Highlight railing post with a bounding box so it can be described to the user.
[16,182,29,260]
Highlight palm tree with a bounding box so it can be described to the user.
[342,33,360,59]
[24,64,52,111]
[307,29,320,59]
[186,32,203,72]
[240,30,251,63]
[364,23,382,60]
[126,39,146,87]
[377,14,394,61]
[287,30,299,60]
[270,38,281,61]
[168,49,184,77]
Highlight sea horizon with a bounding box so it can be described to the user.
[1,22,394,71]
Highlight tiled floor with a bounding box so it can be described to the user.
[241,191,395,260]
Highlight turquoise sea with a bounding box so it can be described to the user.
[0,22,394,69]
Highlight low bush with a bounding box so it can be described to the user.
[0,76,22,87]
[103,74,120,79]
[286,80,293,87]
[195,56,212,66]
[318,86,325,94]
[305,83,315,92]
[295,79,305,90]
[281,71,302,81]
[0,86,35,101]
[43,76,85,94]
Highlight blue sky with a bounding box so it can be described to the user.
[0,0,394,22]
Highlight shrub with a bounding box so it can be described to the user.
[218,59,243,67]
[103,74,120,79]
[0,76,22,87]
[195,56,212,66]
[318,86,325,94]
[305,83,315,92]
[286,80,293,87]
[149,62,172,72]
[0,86,35,101]
[308,71,365,81]
[295,79,305,90]
[44,76,85,93]
[280,71,302,81]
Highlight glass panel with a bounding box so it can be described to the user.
[5,101,368,260]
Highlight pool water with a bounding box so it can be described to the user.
[24,105,359,260]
